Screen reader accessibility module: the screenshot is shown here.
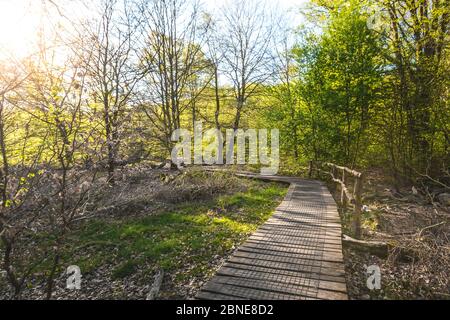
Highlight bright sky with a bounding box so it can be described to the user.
[0,0,310,59]
[0,0,39,57]
[0,0,90,59]
[204,0,309,26]
[204,0,309,11]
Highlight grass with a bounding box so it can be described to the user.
[60,181,288,290]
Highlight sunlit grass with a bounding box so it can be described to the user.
[60,182,287,283]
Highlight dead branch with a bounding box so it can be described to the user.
[146,270,164,300]
[342,234,389,258]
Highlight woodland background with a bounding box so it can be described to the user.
[0,0,448,299]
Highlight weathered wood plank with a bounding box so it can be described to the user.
[221,262,346,284]
[209,275,319,299]
[216,266,347,294]
[201,281,316,300]
[237,244,344,263]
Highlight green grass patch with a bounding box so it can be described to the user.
[62,181,287,283]
[112,261,138,279]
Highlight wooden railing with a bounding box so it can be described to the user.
[308,161,364,239]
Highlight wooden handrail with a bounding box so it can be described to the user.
[324,162,363,178]
[309,161,364,239]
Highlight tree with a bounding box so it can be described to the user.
[139,0,210,156]
[220,0,277,130]
[82,0,145,184]
[382,0,449,176]
[289,0,383,167]
[263,22,302,161]
[0,2,103,298]
[203,12,223,130]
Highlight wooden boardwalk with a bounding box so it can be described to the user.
[197,173,348,300]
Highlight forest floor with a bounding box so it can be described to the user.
[0,167,287,300]
[331,169,450,300]
[1,165,448,300]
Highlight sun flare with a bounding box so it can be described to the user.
[0,0,43,58]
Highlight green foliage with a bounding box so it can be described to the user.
[262,0,448,179]
[112,261,138,280]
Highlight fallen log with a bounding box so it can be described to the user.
[342,234,389,258]
[343,234,433,263]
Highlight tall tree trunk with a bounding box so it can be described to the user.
[214,66,221,130]
[104,105,115,184]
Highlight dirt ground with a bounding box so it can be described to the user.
[332,169,450,299]
[0,165,287,300]
[1,165,448,300]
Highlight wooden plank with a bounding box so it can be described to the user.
[201,281,314,300]
[221,262,346,284]
[216,266,347,294]
[209,275,319,299]
[251,230,343,245]
[246,237,344,253]
[245,236,343,250]
[317,289,348,300]
[226,254,345,279]
[238,243,344,263]
[232,250,346,272]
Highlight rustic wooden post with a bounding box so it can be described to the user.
[353,173,364,239]
[341,169,347,209]
[308,161,313,178]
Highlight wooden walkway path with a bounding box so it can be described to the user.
[197,173,348,300]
